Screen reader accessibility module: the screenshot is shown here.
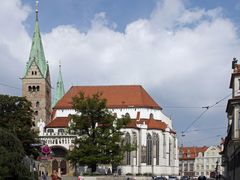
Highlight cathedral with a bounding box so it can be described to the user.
[22,1,179,176]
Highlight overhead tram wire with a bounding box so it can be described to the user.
[181,108,208,137]
[182,134,222,145]
[185,126,226,132]
[181,91,233,137]
[162,105,225,109]
[0,82,21,90]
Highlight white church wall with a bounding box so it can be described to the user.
[55,108,172,129]
[111,108,172,128]
[47,105,178,176]
[55,109,75,118]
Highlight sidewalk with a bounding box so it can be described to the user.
[42,176,152,180]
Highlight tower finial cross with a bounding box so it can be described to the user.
[36,0,39,21]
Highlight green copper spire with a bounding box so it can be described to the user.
[52,63,65,107]
[24,0,48,77]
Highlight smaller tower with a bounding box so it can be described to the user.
[52,63,65,107]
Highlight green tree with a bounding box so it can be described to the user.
[67,92,135,172]
[0,95,38,157]
[0,128,31,179]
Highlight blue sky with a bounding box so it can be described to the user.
[1,0,240,147]
[22,0,240,33]
[22,0,157,33]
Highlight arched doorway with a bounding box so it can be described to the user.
[60,160,67,175]
[52,159,58,172]
[51,146,67,158]
[51,146,68,175]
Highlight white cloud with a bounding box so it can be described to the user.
[43,0,239,106]
[1,0,239,145]
[0,0,31,95]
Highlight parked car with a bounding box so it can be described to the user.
[153,176,167,180]
[198,176,207,180]
[180,176,190,180]
[168,176,179,180]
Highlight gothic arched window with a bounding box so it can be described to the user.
[28,86,32,92]
[33,86,36,92]
[155,134,160,165]
[125,132,131,165]
[36,86,40,91]
[163,134,166,158]
[146,133,152,165]
[169,138,173,166]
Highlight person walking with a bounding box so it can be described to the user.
[41,172,47,180]
[78,175,84,180]
[57,168,62,180]
[51,170,58,180]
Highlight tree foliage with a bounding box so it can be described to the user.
[0,128,31,179]
[0,94,38,156]
[67,92,135,172]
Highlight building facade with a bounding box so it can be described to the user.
[179,146,207,177]
[195,146,223,178]
[179,146,223,178]
[39,85,179,176]
[222,58,240,180]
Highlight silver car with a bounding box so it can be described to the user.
[168,176,179,180]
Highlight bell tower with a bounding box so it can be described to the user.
[22,0,51,126]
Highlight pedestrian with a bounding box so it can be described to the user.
[51,170,58,180]
[57,168,62,180]
[78,175,84,180]
[41,171,47,180]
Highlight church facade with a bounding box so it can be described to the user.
[40,86,179,176]
[22,0,179,176]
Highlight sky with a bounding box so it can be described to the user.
[1,0,240,147]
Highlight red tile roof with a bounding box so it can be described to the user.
[46,117,70,128]
[54,85,161,110]
[128,118,167,130]
[179,146,208,160]
[46,116,167,131]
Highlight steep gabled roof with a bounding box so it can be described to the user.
[54,85,162,110]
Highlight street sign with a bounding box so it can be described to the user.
[41,145,51,155]
[30,143,43,147]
